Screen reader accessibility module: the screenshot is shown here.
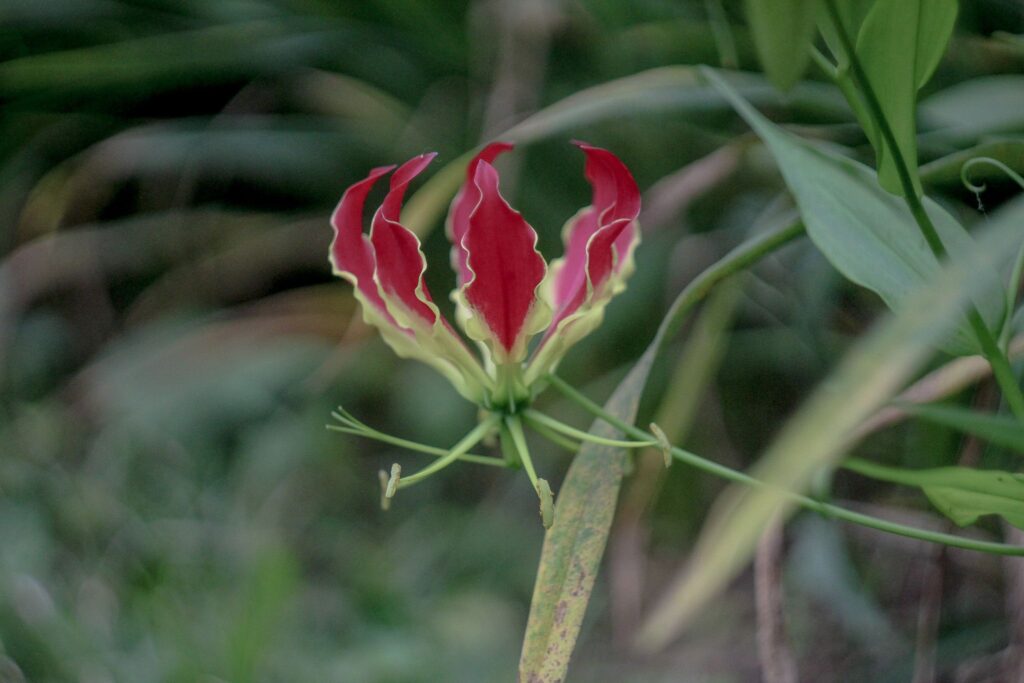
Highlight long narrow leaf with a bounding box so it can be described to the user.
[703,66,1005,356]
[850,0,958,195]
[519,216,805,681]
[635,195,1024,652]
[519,351,654,683]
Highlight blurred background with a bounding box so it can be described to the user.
[2,1,1024,681]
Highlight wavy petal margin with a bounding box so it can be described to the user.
[447,142,516,288]
[371,153,442,327]
[331,156,489,400]
[527,143,641,384]
[457,160,550,369]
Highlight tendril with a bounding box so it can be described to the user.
[961,156,1024,212]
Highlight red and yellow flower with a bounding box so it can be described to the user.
[329,141,646,524]
[330,141,641,409]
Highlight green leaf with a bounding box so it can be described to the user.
[519,350,654,683]
[920,76,1024,142]
[745,0,820,91]
[844,458,1024,529]
[520,213,806,682]
[633,191,1024,652]
[703,66,1004,356]
[0,22,304,95]
[846,0,958,195]
[897,403,1024,454]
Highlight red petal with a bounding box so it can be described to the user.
[370,153,440,324]
[447,142,515,287]
[551,208,600,313]
[463,160,546,355]
[551,143,641,322]
[330,164,397,317]
[577,141,641,225]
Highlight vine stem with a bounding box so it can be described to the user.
[545,374,1024,556]
[821,0,1024,420]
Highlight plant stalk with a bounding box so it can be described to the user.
[546,374,1024,556]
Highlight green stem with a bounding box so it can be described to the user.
[521,409,655,449]
[546,374,1024,556]
[505,416,541,491]
[969,311,1024,418]
[809,46,838,79]
[397,415,500,488]
[326,425,506,468]
[822,0,1024,420]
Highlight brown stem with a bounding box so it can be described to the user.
[755,515,798,683]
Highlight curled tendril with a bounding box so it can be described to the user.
[961,156,1024,195]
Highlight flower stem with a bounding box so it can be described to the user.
[521,408,655,449]
[397,414,501,488]
[821,0,1024,421]
[546,374,1024,556]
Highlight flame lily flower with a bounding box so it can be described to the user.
[329,141,649,525]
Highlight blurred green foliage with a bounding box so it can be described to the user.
[1,1,1023,681]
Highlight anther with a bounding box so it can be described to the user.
[537,478,554,529]
[379,463,401,510]
[650,423,672,468]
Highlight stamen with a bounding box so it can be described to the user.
[649,423,673,468]
[523,418,582,452]
[505,416,555,528]
[537,478,554,529]
[379,463,401,510]
[521,409,656,449]
[329,407,506,468]
[398,414,501,489]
